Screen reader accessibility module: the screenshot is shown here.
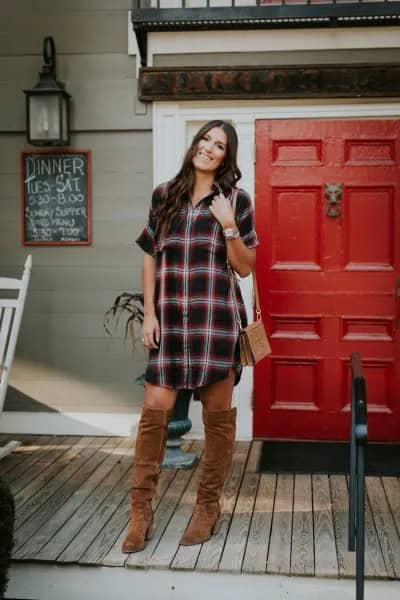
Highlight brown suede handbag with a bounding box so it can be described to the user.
[228,189,271,366]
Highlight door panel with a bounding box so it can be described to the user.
[254,119,400,441]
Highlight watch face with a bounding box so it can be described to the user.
[224,227,239,239]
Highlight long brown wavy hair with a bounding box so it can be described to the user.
[152,120,242,240]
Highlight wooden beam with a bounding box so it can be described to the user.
[139,64,400,102]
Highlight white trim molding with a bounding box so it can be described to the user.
[128,10,140,78]
[0,411,141,437]
[9,563,400,600]
[148,26,400,65]
[128,10,139,57]
[153,99,400,439]
[0,406,248,440]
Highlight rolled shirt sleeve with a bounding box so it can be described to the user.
[135,185,164,257]
[235,189,259,249]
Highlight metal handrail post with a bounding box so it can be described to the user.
[348,377,356,551]
[348,352,367,600]
[356,443,365,600]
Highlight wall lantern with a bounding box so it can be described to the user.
[24,36,71,146]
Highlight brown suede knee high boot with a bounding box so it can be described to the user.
[122,406,172,553]
[180,406,237,546]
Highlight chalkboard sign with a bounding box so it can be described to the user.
[21,150,92,245]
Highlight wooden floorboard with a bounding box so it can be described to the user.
[12,437,90,514]
[126,444,202,569]
[102,460,179,567]
[290,474,314,576]
[242,473,275,574]
[84,444,200,568]
[364,485,388,578]
[8,437,73,496]
[381,477,400,540]
[171,442,249,572]
[0,435,55,480]
[219,442,259,573]
[74,471,131,565]
[23,437,134,562]
[267,474,293,575]
[313,475,339,577]
[330,475,355,578]
[13,438,112,554]
[148,442,204,570]
[196,442,249,573]
[366,477,400,578]
[4,435,399,580]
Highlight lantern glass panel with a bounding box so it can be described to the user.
[29,94,60,141]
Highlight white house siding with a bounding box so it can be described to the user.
[0,1,152,433]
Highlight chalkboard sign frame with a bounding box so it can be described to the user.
[21,149,92,246]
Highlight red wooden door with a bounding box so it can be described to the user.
[254,119,400,442]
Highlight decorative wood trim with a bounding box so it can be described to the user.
[140,64,400,102]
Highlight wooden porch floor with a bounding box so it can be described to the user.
[1,434,400,579]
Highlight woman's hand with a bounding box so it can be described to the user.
[210,192,255,277]
[209,192,236,229]
[142,313,160,349]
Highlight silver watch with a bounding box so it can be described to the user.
[223,227,240,240]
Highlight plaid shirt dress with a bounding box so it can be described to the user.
[136,183,259,390]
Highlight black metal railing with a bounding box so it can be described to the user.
[131,0,400,65]
[348,352,368,600]
[132,0,394,9]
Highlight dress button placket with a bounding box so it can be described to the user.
[183,204,193,388]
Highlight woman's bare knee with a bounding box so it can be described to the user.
[199,370,235,410]
[143,382,177,410]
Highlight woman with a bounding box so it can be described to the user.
[122,120,259,553]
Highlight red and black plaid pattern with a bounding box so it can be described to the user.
[136,183,259,390]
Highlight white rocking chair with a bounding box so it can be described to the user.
[0,256,32,460]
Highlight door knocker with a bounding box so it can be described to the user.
[325,183,343,218]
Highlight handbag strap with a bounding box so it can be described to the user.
[228,262,244,330]
[228,188,262,328]
[252,268,262,321]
